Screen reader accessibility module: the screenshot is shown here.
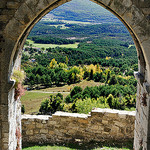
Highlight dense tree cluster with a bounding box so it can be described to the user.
[22,57,137,90]
[31,36,75,45]
[39,93,63,115]
[23,38,137,67]
[39,84,136,114]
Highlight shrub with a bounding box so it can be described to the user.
[39,99,50,115]
[62,103,73,112]
[75,98,109,114]
[21,105,25,114]
[70,86,82,98]
[11,70,26,86]
[64,95,73,103]
[11,70,26,100]
[56,93,63,100]
[39,94,63,115]
[108,75,118,85]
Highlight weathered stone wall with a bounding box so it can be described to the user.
[22,109,135,147]
[0,0,150,149]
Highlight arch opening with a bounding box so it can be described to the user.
[16,0,141,149]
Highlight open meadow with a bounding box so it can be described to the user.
[23,146,130,150]
[21,81,103,114]
[26,39,79,49]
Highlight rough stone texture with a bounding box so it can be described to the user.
[22,109,135,147]
[0,0,150,149]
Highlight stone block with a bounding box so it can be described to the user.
[105,112,118,118]
[2,143,8,150]
[46,0,58,5]
[90,0,110,8]
[14,3,35,25]
[27,124,35,129]
[0,1,6,8]
[2,137,8,143]
[40,128,48,134]
[141,39,150,65]
[25,0,39,12]
[122,5,144,28]
[142,8,150,15]
[36,123,43,128]
[2,133,9,138]
[1,108,8,122]
[7,2,20,9]
[33,129,39,134]
[133,0,150,8]
[89,125,99,130]
[48,120,57,126]
[1,93,8,105]
[59,129,67,133]
[42,120,47,124]
[0,129,1,139]
[67,129,76,134]
[78,119,88,124]
[133,24,150,43]
[4,18,25,40]
[115,121,126,128]
[111,126,119,134]
[104,127,111,132]
[118,113,126,119]
[110,0,132,16]
[26,129,33,135]
[48,130,55,135]
[34,0,49,14]
[102,120,108,124]
[0,15,9,22]
[2,122,9,132]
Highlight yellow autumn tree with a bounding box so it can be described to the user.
[59,62,67,69]
[49,58,57,69]
[88,64,96,74]
[95,64,101,73]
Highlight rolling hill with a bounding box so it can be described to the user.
[45,0,121,23]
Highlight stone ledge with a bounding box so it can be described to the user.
[22,114,51,120]
[91,108,136,116]
[53,111,90,119]
[22,109,136,120]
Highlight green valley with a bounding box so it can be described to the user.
[21,0,137,116]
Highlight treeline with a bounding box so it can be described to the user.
[22,58,137,89]
[30,36,75,45]
[28,21,133,43]
[39,85,136,115]
[22,38,137,67]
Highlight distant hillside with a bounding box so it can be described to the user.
[46,0,121,23]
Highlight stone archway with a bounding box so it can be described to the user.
[0,0,150,149]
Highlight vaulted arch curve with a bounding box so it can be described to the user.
[1,0,150,149]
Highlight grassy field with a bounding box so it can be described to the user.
[41,17,94,25]
[21,81,103,114]
[49,24,69,29]
[38,80,103,93]
[21,92,51,114]
[26,39,79,49]
[61,20,94,24]
[23,145,131,150]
